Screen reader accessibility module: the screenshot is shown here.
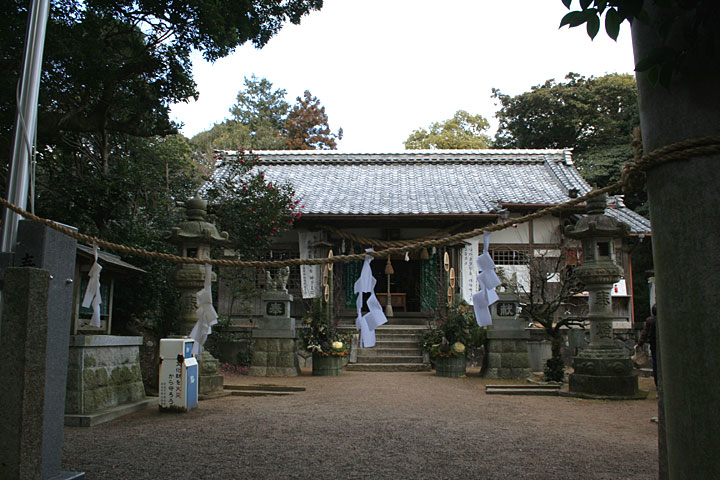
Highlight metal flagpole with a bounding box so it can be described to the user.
[1,0,51,253]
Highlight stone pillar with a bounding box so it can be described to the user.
[0,220,83,479]
[249,285,300,376]
[0,267,83,480]
[566,195,639,397]
[484,293,531,379]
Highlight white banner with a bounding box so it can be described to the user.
[461,237,480,304]
[298,230,324,298]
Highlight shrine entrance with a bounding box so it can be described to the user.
[343,251,439,314]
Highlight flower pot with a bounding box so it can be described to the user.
[434,355,466,378]
[312,353,343,376]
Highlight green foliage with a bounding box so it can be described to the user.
[229,75,290,149]
[191,121,253,164]
[204,150,299,259]
[422,302,485,358]
[299,299,351,356]
[34,134,202,336]
[493,72,645,209]
[1,0,322,185]
[559,1,720,86]
[404,110,491,150]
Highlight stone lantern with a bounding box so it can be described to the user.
[168,195,229,396]
[565,194,638,397]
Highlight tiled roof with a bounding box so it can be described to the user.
[605,196,652,236]
[208,150,651,235]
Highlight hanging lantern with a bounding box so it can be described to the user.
[443,252,450,272]
[447,286,454,304]
[449,267,456,288]
[324,283,330,302]
[385,256,395,275]
[327,250,334,271]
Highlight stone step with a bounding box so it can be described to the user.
[357,347,423,357]
[225,385,306,393]
[337,317,429,327]
[229,391,293,397]
[375,340,421,349]
[346,363,432,372]
[485,384,561,396]
[224,385,305,397]
[355,355,425,364]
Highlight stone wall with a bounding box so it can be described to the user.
[66,335,146,414]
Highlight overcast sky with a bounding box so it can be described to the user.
[169,0,636,152]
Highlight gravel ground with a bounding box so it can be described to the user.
[62,369,659,480]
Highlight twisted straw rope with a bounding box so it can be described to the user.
[0,184,618,268]
[2,134,717,268]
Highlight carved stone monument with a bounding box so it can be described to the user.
[484,292,531,379]
[566,194,639,397]
[249,267,300,376]
[168,195,229,396]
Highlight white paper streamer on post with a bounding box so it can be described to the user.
[473,233,501,327]
[81,243,103,328]
[354,249,388,348]
[190,263,218,355]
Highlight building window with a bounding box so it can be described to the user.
[490,249,529,266]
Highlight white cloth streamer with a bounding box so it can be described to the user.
[473,233,501,327]
[81,244,103,328]
[190,264,219,355]
[354,250,388,348]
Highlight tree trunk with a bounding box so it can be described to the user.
[544,329,565,382]
[632,5,720,479]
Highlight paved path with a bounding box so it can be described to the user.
[62,370,659,479]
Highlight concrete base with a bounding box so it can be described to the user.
[65,397,156,427]
[249,338,300,376]
[569,372,639,397]
[485,336,532,380]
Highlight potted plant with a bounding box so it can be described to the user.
[300,299,350,376]
[422,302,479,378]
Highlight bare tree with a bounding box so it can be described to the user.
[501,249,584,381]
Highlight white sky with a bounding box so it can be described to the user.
[169,0,636,152]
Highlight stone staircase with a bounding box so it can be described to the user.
[339,313,431,372]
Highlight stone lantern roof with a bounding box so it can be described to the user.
[167,195,230,246]
[565,194,630,240]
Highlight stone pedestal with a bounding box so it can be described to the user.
[249,291,300,376]
[65,335,152,426]
[198,351,224,395]
[484,295,531,379]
